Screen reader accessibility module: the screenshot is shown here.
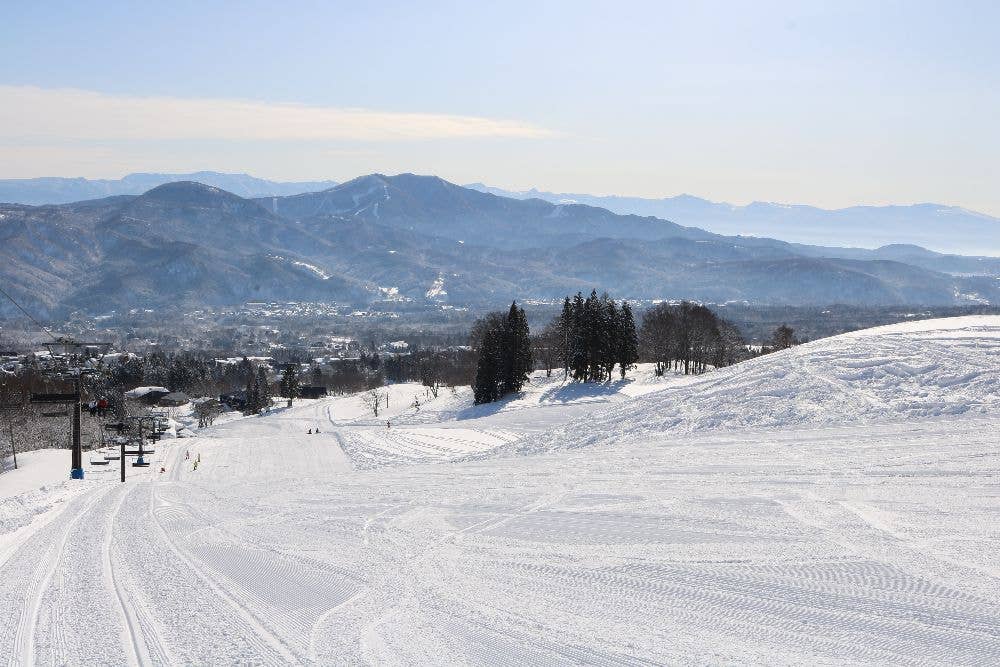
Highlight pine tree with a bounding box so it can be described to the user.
[517,305,533,384]
[570,292,588,381]
[244,377,259,415]
[237,356,254,387]
[499,302,518,396]
[167,354,194,392]
[558,296,573,379]
[473,325,503,404]
[600,295,619,380]
[617,301,639,378]
[583,290,603,382]
[506,303,532,394]
[279,365,300,407]
[255,366,272,412]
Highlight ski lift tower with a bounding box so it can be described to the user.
[31,336,111,480]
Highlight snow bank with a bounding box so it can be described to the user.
[522,315,1000,453]
[0,450,71,501]
[0,450,88,545]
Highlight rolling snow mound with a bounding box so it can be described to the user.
[525,315,1000,453]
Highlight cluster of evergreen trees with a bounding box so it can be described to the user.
[537,291,639,382]
[243,366,272,415]
[472,302,532,404]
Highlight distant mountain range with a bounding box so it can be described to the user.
[2,174,999,319]
[466,184,1000,257]
[6,172,998,256]
[0,172,338,205]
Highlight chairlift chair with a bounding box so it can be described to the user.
[133,441,152,467]
[90,454,110,466]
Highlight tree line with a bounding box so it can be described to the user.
[471,295,767,404]
[532,291,639,382]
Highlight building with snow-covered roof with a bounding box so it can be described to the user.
[125,386,172,405]
[158,392,190,407]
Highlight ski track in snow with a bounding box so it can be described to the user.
[0,316,999,664]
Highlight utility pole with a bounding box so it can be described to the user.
[0,403,19,470]
[71,375,82,478]
[8,415,16,470]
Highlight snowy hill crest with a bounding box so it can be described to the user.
[516,315,1000,455]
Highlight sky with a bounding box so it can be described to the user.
[1,0,998,214]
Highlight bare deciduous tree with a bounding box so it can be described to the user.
[362,389,384,418]
[193,398,222,428]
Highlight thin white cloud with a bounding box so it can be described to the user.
[0,85,552,142]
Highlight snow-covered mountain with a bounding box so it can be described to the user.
[0,171,337,205]
[257,173,715,250]
[466,184,1000,256]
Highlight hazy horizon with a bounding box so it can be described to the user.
[2,1,998,216]
[3,168,999,218]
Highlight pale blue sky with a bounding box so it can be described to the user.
[1,0,998,214]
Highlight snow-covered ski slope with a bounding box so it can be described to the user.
[1,316,998,665]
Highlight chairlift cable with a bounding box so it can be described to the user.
[0,283,59,342]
